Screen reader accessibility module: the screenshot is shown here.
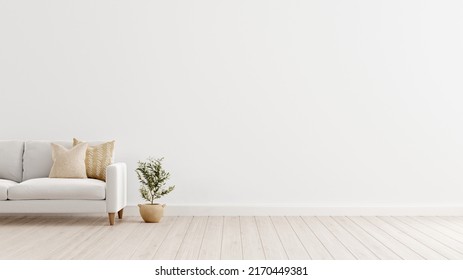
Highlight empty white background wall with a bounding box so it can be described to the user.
[1,0,463,213]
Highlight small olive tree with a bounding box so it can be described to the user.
[136,157,175,205]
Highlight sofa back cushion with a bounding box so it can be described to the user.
[23,141,71,181]
[0,140,24,182]
[23,140,114,181]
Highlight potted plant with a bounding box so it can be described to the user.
[136,157,175,223]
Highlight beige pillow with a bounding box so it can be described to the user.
[73,138,115,181]
[49,143,88,178]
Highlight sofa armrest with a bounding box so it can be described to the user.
[106,162,127,213]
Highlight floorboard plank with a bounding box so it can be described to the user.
[256,216,287,260]
[318,217,378,260]
[4,217,74,259]
[335,217,400,260]
[271,217,310,260]
[450,217,463,224]
[83,217,144,259]
[0,216,42,256]
[367,217,446,260]
[394,217,463,259]
[106,218,157,260]
[240,216,265,260]
[302,216,355,260]
[384,217,463,259]
[43,217,105,259]
[176,216,208,260]
[21,217,100,259]
[349,217,423,260]
[435,217,463,234]
[130,217,176,260]
[287,216,332,260]
[198,216,223,260]
[153,216,193,260]
[403,217,463,254]
[221,216,243,260]
[0,217,67,259]
[49,217,108,259]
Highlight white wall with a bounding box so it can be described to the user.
[1,0,463,212]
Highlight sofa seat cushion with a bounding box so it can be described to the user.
[8,178,106,200]
[0,179,18,201]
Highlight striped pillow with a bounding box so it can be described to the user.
[73,138,115,181]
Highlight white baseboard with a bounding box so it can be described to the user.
[124,204,463,216]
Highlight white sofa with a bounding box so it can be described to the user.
[0,140,127,225]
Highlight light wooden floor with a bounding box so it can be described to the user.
[1,216,463,260]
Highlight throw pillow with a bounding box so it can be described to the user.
[73,138,115,181]
[49,142,88,178]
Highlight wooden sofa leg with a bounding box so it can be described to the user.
[118,208,124,219]
[108,213,115,226]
